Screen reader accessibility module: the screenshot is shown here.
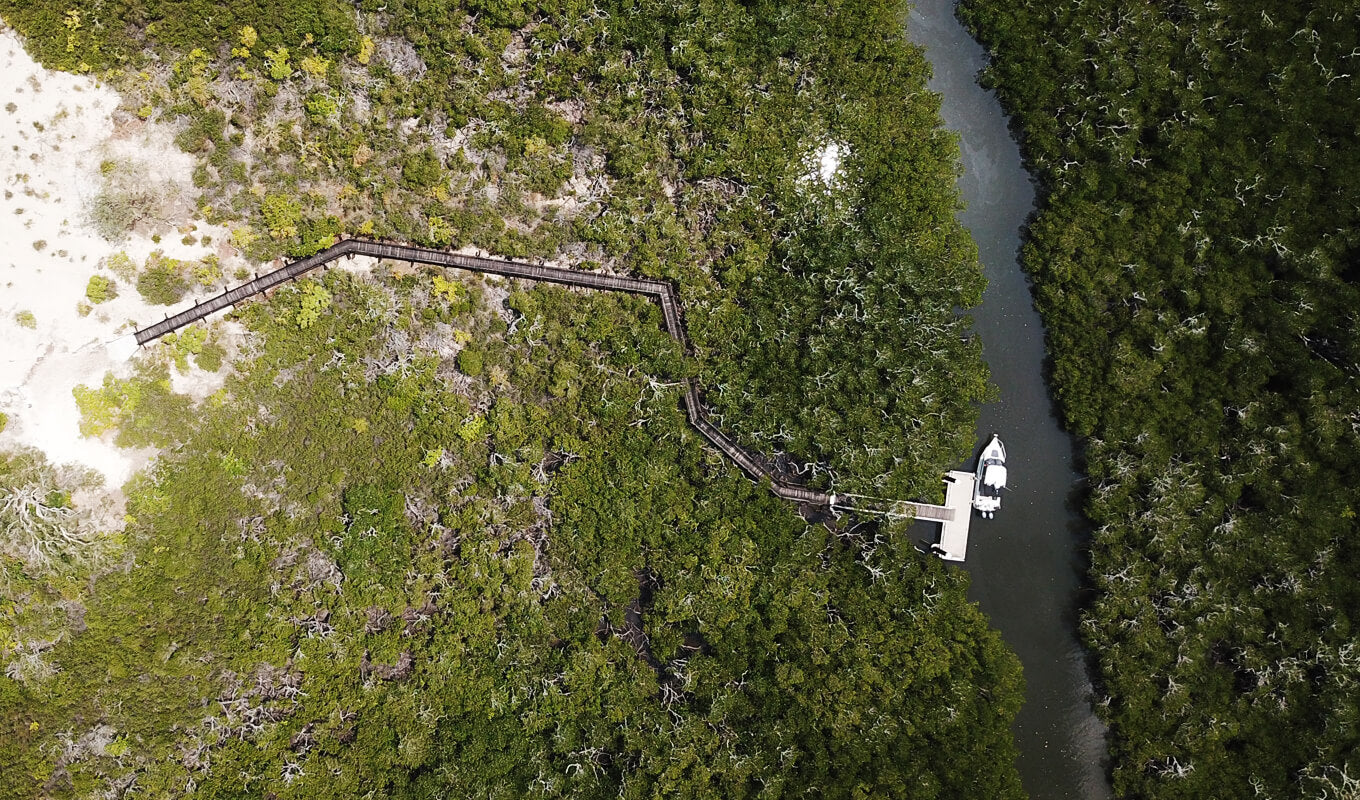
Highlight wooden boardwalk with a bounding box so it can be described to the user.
[134,238,973,559]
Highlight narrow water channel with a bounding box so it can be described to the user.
[904,2,1115,798]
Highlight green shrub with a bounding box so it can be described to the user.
[192,256,223,287]
[136,254,189,305]
[14,310,36,328]
[294,215,341,256]
[105,251,137,281]
[85,274,117,304]
[262,194,303,239]
[195,341,226,372]
[305,92,340,125]
[456,347,484,376]
[71,365,191,447]
[400,148,443,190]
[71,379,122,437]
[426,215,456,246]
[264,46,291,80]
[288,281,332,329]
[516,103,570,148]
[456,414,486,442]
[175,109,226,153]
[163,325,209,371]
[431,275,462,303]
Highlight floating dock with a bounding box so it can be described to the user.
[934,471,976,562]
[834,468,977,562]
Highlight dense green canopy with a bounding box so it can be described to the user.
[0,0,1024,796]
[959,0,1360,796]
[0,0,989,498]
[1,274,1023,798]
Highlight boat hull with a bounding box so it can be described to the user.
[972,434,1007,517]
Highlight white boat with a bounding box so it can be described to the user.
[972,434,1007,519]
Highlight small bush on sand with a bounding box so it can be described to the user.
[136,253,189,305]
[192,256,223,287]
[90,161,168,242]
[195,341,226,372]
[85,274,117,304]
[90,184,161,241]
[104,252,137,282]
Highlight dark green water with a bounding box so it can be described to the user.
[906,2,1115,797]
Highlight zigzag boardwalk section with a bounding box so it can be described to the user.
[133,238,974,559]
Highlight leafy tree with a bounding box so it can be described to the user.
[400,148,443,191]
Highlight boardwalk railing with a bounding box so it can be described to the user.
[134,238,956,522]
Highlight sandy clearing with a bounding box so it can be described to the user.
[0,28,236,490]
[0,20,602,495]
[818,141,843,182]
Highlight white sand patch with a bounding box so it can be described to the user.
[801,139,849,188]
[818,142,843,183]
[166,319,244,401]
[334,254,384,276]
[0,29,235,488]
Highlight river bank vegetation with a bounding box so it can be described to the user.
[1,0,1025,795]
[2,272,1023,797]
[958,0,1360,796]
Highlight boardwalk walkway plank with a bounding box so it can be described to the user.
[133,238,973,558]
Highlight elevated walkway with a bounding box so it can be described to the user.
[134,238,976,560]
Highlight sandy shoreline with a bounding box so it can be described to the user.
[0,27,233,490]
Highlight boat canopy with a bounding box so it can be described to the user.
[983,465,1007,488]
